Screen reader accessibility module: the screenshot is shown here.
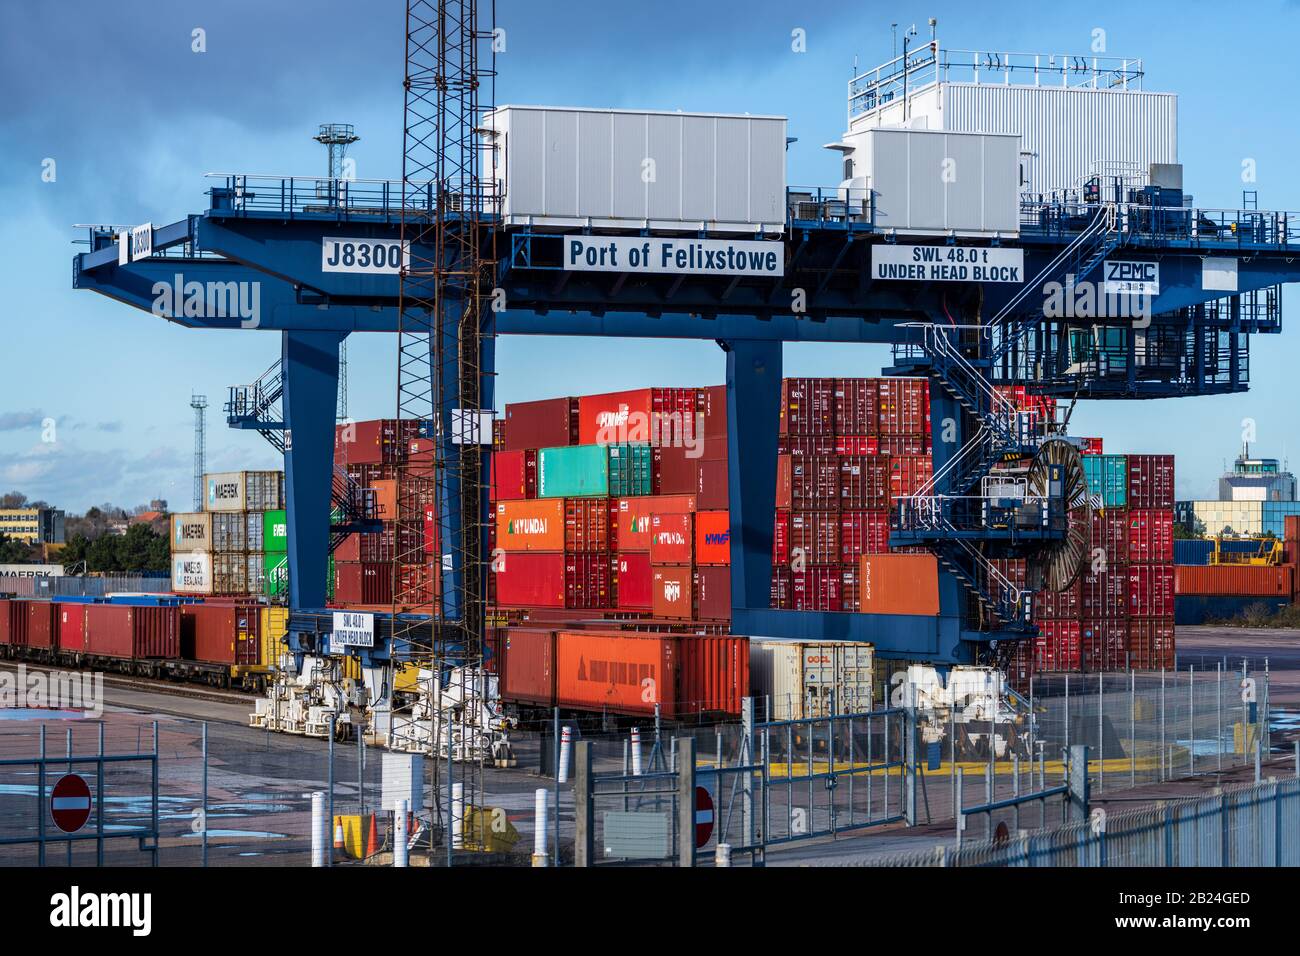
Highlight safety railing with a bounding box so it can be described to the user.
[786,185,872,227]
[1020,199,1300,249]
[206,173,501,220]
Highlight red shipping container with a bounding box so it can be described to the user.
[788,566,842,611]
[615,495,696,551]
[577,387,700,447]
[495,552,566,608]
[772,509,790,566]
[616,553,653,611]
[889,455,933,501]
[57,603,87,652]
[492,449,536,501]
[1035,578,1081,620]
[180,604,261,665]
[1079,620,1128,671]
[503,397,578,451]
[1035,619,1081,671]
[334,562,394,605]
[1079,572,1127,618]
[650,512,694,564]
[779,435,837,458]
[791,456,839,510]
[565,498,611,553]
[1080,437,1104,455]
[700,435,728,461]
[699,384,728,442]
[1174,564,1293,597]
[840,510,890,561]
[771,567,792,609]
[788,511,840,564]
[695,459,728,510]
[878,435,929,456]
[1127,454,1175,510]
[838,455,890,509]
[780,378,835,436]
[834,379,879,436]
[1128,565,1175,617]
[500,627,556,706]
[1128,618,1176,670]
[694,566,731,621]
[0,599,28,646]
[694,510,731,565]
[26,601,57,650]
[1090,510,1129,566]
[877,379,929,436]
[335,419,420,466]
[835,435,879,456]
[1127,509,1174,564]
[840,564,860,611]
[775,455,793,509]
[652,564,694,619]
[565,553,612,609]
[655,446,699,495]
[397,563,438,606]
[83,605,180,660]
[424,505,438,555]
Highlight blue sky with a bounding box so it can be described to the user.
[2,0,1298,511]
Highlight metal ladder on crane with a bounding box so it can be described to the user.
[225,358,382,553]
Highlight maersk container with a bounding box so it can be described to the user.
[484,106,788,234]
[204,471,284,512]
[748,639,874,720]
[537,445,609,498]
[1082,455,1128,507]
[171,512,212,552]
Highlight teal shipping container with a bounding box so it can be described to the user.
[1083,454,1128,507]
[608,444,653,496]
[538,445,610,497]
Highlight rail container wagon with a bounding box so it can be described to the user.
[497,627,748,719]
[0,598,274,691]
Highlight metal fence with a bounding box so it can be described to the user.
[862,776,1300,867]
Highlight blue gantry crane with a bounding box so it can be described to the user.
[70,18,1300,675]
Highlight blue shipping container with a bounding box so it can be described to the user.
[1083,454,1128,507]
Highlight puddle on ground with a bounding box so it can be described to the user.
[0,709,86,721]
[182,829,286,840]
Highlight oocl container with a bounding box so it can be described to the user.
[749,639,874,720]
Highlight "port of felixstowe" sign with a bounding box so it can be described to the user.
[564,236,784,277]
[872,244,1024,283]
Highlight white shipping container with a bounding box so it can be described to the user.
[171,551,212,594]
[847,127,1019,237]
[484,105,788,234]
[171,551,257,595]
[171,512,211,552]
[749,639,874,721]
[205,471,284,513]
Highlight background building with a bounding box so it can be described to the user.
[0,507,66,544]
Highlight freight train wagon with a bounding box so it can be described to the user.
[494,626,748,720]
[0,598,278,692]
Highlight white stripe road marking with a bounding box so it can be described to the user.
[53,797,91,810]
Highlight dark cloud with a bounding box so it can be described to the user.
[0,410,45,432]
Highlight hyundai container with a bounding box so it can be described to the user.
[495,499,566,552]
[649,513,693,564]
[615,495,696,551]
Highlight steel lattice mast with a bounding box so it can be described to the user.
[396,0,497,849]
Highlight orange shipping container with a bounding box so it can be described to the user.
[495,499,566,552]
[694,510,731,565]
[615,495,696,551]
[371,479,398,520]
[1174,564,1293,597]
[652,564,694,619]
[859,553,940,615]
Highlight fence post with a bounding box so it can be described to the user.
[1098,672,1104,793]
[1067,744,1090,824]
[676,736,697,867]
[1129,670,1136,789]
[1217,662,1223,774]
[741,697,756,856]
[573,740,593,867]
[954,766,964,846]
[1188,666,1195,778]
[1160,668,1166,781]
[201,721,209,868]
[310,791,326,867]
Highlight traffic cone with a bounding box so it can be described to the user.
[364,814,380,859]
[333,819,345,859]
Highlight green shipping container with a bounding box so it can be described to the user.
[1083,454,1128,508]
[264,509,288,553]
[608,444,653,496]
[264,551,288,599]
[538,445,610,498]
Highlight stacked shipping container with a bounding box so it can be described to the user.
[170,472,284,596]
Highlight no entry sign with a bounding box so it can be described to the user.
[694,786,714,849]
[51,773,92,833]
